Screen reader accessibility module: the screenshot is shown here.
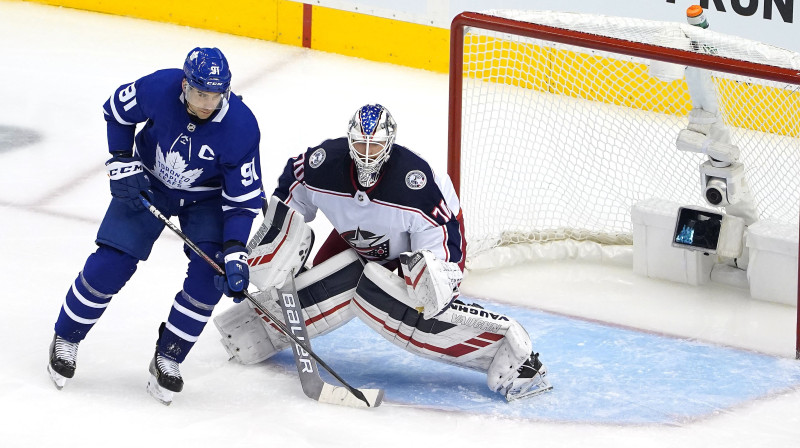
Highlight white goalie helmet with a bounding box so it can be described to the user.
[347,104,397,188]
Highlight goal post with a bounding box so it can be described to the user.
[446,10,800,356]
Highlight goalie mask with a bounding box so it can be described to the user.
[347,104,397,188]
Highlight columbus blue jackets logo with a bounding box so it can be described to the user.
[405,170,426,190]
[341,228,390,260]
[309,148,326,168]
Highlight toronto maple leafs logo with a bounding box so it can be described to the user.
[154,145,203,189]
[341,228,390,261]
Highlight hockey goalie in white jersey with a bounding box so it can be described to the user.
[214,104,552,401]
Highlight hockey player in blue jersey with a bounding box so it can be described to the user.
[214,104,552,401]
[48,47,264,405]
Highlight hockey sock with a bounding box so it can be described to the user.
[159,242,222,362]
[54,245,139,342]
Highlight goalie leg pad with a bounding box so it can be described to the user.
[214,294,280,365]
[354,263,531,377]
[214,249,363,364]
[293,249,363,339]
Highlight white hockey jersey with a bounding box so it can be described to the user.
[273,138,466,267]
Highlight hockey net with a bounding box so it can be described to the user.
[448,10,800,270]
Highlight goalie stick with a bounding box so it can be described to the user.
[140,196,383,408]
[270,274,384,407]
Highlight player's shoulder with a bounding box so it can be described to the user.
[391,144,434,171]
[387,144,437,185]
[114,68,182,118]
[221,94,260,136]
[298,137,352,190]
[134,68,183,97]
[303,137,350,169]
[375,145,442,206]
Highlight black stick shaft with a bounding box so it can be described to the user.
[139,196,370,406]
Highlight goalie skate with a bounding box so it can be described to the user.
[500,353,553,402]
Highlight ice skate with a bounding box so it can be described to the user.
[501,352,553,402]
[146,352,183,406]
[48,334,79,390]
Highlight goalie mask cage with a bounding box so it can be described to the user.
[446,10,800,356]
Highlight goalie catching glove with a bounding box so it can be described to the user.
[399,250,463,319]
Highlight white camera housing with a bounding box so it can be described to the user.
[648,29,691,82]
[677,128,746,208]
[699,160,745,207]
[676,129,740,163]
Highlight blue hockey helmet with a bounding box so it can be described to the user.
[183,47,231,94]
[347,104,397,188]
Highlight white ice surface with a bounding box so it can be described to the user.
[1,1,799,447]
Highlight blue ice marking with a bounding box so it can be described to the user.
[270,298,800,423]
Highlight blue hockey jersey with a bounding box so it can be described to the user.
[103,69,263,244]
[274,138,466,267]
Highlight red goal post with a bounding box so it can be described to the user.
[446,10,800,357]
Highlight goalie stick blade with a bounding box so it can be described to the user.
[318,384,384,408]
[293,354,385,408]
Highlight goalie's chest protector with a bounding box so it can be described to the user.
[300,140,448,263]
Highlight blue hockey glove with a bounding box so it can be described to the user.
[106,153,153,211]
[214,244,250,303]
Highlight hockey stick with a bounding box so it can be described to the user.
[270,275,383,407]
[139,196,383,408]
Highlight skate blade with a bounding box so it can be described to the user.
[47,363,67,390]
[505,379,554,402]
[147,374,174,406]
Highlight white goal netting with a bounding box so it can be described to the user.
[454,10,800,268]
